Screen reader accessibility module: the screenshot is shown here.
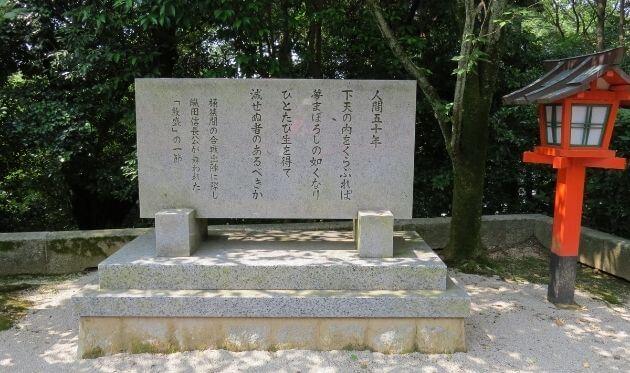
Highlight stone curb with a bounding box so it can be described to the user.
[0,228,151,275]
[1,214,628,280]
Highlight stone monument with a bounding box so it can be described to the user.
[73,78,470,357]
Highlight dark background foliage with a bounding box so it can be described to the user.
[1,0,628,237]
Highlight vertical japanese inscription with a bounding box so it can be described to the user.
[250,89,264,199]
[281,89,293,177]
[339,89,353,200]
[170,100,183,164]
[370,90,383,148]
[190,98,201,192]
[311,89,323,199]
[207,98,219,199]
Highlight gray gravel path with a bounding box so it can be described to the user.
[0,270,628,372]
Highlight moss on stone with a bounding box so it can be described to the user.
[0,283,34,331]
[0,241,16,253]
[47,238,111,257]
[82,346,105,359]
[129,339,179,354]
[129,341,161,354]
[342,344,370,351]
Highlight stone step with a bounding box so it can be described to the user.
[73,277,469,319]
[98,230,448,291]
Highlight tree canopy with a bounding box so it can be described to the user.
[0,0,628,238]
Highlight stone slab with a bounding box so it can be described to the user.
[98,230,447,290]
[78,316,466,357]
[73,277,469,318]
[136,78,416,219]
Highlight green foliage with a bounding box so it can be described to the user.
[0,282,33,331]
[0,0,628,238]
[0,74,77,230]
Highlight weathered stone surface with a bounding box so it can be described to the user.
[533,215,553,248]
[77,316,467,357]
[272,319,319,350]
[73,277,470,318]
[46,229,143,273]
[136,78,416,219]
[0,229,147,275]
[155,209,206,257]
[98,230,447,290]
[366,319,416,354]
[416,318,466,353]
[356,210,394,258]
[578,227,630,281]
[0,231,47,275]
[222,319,272,351]
[319,319,366,350]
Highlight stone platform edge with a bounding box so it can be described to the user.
[97,231,447,291]
[72,277,470,319]
[2,214,628,280]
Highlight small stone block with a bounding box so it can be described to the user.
[155,209,206,257]
[356,210,394,258]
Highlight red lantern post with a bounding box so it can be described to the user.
[504,48,629,305]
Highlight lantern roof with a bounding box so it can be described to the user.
[503,47,630,107]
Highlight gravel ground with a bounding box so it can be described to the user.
[0,270,628,372]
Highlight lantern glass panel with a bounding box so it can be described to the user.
[571,105,588,122]
[570,104,610,146]
[591,106,608,124]
[587,127,603,145]
[544,104,562,145]
[570,125,584,144]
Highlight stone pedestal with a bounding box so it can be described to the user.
[356,210,394,258]
[155,209,207,257]
[73,229,470,357]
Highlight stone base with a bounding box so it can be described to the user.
[78,316,466,357]
[74,228,470,357]
[98,230,447,291]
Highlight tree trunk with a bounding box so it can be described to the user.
[278,0,292,77]
[367,0,504,263]
[552,0,565,38]
[306,0,323,78]
[151,25,178,77]
[443,73,490,262]
[448,159,486,261]
[570,0,581,35]
[620,0,626,45]
[596,0,607,51]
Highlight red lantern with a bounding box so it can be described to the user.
[504,48,629,305]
